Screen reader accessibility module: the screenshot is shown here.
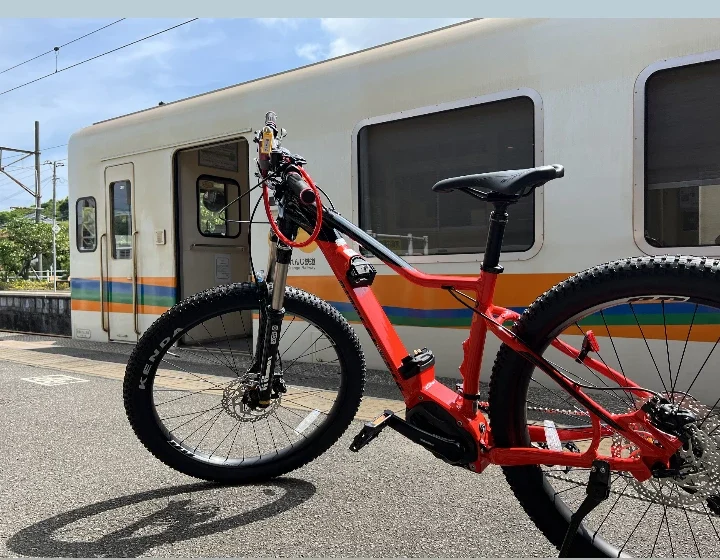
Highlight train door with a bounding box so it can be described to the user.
[103,163,138,342]
[175,139,251,347]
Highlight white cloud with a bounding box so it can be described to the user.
[327,37,357,58]
[295,43,323,62]
[256,18,302,30]
[112,34,225,70]
[294,18,470,62]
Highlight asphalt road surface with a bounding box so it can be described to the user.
[2,332,716,558]
[0,332,557,558]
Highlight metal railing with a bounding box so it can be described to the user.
[365,231,429,256]
[3,269,69,284]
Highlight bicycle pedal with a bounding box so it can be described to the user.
[349,410,394,452]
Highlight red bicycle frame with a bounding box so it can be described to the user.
[291,206,682,482]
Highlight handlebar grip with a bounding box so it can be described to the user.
[286,172,316,205]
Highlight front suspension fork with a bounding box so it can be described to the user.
[255,235,292,406]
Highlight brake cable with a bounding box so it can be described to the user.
[262,165,324,249]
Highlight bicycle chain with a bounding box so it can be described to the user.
[477,401,590,417]
[543,470,719,517]
[514,394,720,516]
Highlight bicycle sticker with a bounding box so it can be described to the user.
[294,409,321,434]
[260,127,274,155]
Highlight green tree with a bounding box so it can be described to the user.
[0,217,70,279]
[0,207,34,227]
[40,197,69,221]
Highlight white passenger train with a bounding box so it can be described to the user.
[68,18,720,381]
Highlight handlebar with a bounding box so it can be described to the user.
[286,172,317,205]
[256,111,324,249]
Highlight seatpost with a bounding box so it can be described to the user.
[482,201,510,274]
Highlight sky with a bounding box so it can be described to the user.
[0,18,467,213]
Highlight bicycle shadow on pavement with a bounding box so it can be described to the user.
[6,478,316,557]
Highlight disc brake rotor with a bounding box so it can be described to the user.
[221,377,280,423]
[611,394,720,507]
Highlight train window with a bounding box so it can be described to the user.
[75,197,97,252]
[197,176,241,238]
[645,59,720,248]
[357,96,535,257]
[110,180,132,259]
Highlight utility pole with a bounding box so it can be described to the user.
[35,122,42,275]
[44,160,63,291]
[0,121,43,277]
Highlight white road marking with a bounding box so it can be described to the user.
[21,374,89,386]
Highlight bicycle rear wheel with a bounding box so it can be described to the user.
[489,256,720,557]
[123,282,365,483]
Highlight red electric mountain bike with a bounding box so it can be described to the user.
[124,112,720,557]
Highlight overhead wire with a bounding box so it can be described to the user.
[0,19,126,75]
[0,19,200,98]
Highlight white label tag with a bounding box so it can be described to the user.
[544,419,563,451]
[295,409,321,434]
[214,254,231,285]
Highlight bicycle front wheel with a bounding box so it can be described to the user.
[123,283,365,483]
[489,256,720,557]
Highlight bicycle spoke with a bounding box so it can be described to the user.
[277,315,297,343]
[662,486,674,557]
[671,304,697,398]
[161,403,223,422]
[156,358,228,390]
[629,302,670,395]
[661,301,674,401]
[620,500,654,555]
[573,322,634,409]
[702,502,720,541]
[698,395,720,430]
[265,416,280,456]
[592,477,630,538]
[218,314,240,373]
[251,421,262,457]
[282,337,324,372]
[179,408,223,446]
[155,385,223,408]
[193,409,225,453]
[282,345,335,373]
[272,412,299,447]
[650,501,665,557]
[682,504,701,557]
[209,420,239,460]
[223,422,242,463]
[199,322,238,372]
[599,309,637,410]
[678,336,720,409]
[166,403,223,432]
[181,328,238,372]
[529,377,587,416]
[278,324,311,360]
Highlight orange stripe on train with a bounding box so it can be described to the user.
[286,272,572,310]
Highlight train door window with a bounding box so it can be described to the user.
[75,197,97,252]
[110,180,132,259]
[644,59,720,248]
[197,176,241,238]
[357,96,535,257]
